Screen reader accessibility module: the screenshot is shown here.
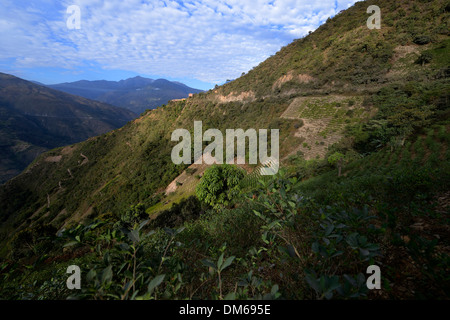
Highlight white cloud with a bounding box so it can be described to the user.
[0,0,358,84]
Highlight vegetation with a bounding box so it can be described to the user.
[327,152,345,177]
[0,0,449,301]
[195,165,245,209]
[2,139,448,299]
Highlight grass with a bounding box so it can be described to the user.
[147,187,196,216]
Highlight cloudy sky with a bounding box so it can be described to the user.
[0,0,357,90]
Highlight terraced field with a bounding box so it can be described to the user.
[281,95,374,160]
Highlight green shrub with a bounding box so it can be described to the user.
[196,165,245,209]
[119,203,148,228]
[413,35,432,45]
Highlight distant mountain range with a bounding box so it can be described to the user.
[47,76,203,114]
[0,72,136,184]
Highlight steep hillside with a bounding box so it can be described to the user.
[0,73,136,184]
[1,0,448,244]
[48,77,203,114]
[219,0,449,97]
[0,0,449,300]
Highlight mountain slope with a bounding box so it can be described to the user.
[1,0,448,237]
[48,76,203,114]
[220,0,449,97]
[0,0,449,300]
[0,73,136,184]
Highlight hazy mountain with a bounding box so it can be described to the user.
[0,72,136,183]
[48,76,203,114]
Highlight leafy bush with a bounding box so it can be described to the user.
[196,165,245,209]
[248,171,382,299]
[63,219,183,300]
[348,81,445,153]
[413,35,432,45]
[118,204,148,229]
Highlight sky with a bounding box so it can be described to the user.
[0,0,358,90]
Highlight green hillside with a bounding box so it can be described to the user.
[0,73,137,184]
[0,0,449,300]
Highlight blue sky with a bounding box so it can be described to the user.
[0,0,357,90]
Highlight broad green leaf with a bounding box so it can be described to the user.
[324,224,335,237]
[359,248,370,256]
[86,269,96,282]
[312,242,319,253]
[63,241,78,248]
[128,230,140,243]
[329,276,341,291]
[123,281,132,293]
[119,243,130,251]
[101,265,113,284]
[130,290,140,300]
[271,284,279,296]
[286,245,296,258]
[148,274,165,294]
[217,253,224,269]
[224,292,236,300]
[163,228,175,237]
[139,220,149,231]
[220,256,235,272]
[305,273,320,293]
[175,226,186,235]
[267,220,281,230]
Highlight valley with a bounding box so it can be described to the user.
[0,73,137,184]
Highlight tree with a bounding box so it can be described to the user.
[196,165,245,209]
[328,152,345,177]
